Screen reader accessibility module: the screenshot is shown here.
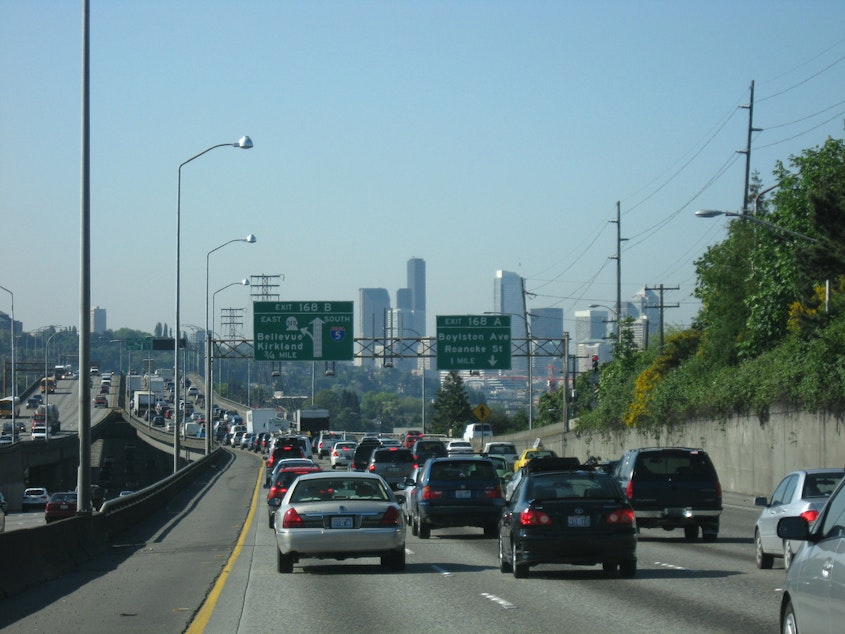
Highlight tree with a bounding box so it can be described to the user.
[430,371,473,435]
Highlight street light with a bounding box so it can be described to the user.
[205,234,256,455]
[0,285,17,442]
[44,329,64,442]
[174,136,252,473]
[695,208,827,312]
[210,278,250,440]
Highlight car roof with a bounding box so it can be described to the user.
[295,471,384,482]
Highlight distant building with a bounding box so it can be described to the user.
[358,288,391,367]
[494,270,526,371]
[91,306,107,334]
[530,308,564,377]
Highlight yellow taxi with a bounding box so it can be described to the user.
[512,448,558,472]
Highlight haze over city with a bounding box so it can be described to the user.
[2,2,844,338]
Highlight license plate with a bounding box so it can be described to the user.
[568,515,590,527]
[455,490,471,499]
[330,516,353,529]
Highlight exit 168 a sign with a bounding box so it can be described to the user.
[253,301,354,361]
[436,315,511,370]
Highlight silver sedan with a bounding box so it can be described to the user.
[270,471,406,573]
[754,467,845,569]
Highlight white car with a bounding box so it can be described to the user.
[330,441,357,469]
[446,440,475,456]
[270,471,405,573]
[22,487,50,511]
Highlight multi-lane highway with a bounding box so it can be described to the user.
[0,447,783,633]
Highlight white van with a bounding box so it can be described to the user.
[463,423,493,445]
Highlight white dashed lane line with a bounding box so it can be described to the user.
[481,593,517,609]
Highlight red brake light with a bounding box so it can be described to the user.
[388,447,398,451]
[605,508,635,525]
[800,509,820,523]
[519,508,552,526]
[282,508,304,528]
[380,506,401,526]
[625,481,634,499]
[368,464,376,472]
[484,485,503,499]
[422,486,442,500]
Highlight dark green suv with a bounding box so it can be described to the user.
[613,447,722,541]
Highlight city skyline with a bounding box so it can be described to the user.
[3,4,843,350]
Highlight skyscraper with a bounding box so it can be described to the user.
[406,257,426,336]
[91,306,107,334]
[358,288,391,367]
[494,270,526,371]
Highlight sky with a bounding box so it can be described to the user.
[2,1,845,342]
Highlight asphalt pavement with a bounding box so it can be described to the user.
[0,447,264,633]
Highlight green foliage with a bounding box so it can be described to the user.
[430,371,473,435]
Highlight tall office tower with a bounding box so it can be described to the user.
[530,307,564,376]
[407,257,426,336]
[358,288,391,367]
[90,306,107,334]
[494,270,527,371]
[629,286,660,337]
[574,308,613,372]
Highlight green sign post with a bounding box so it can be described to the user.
[253,301,354,362]
[436,315,511,370]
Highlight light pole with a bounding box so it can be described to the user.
[211,278,250,440]
[174,136,252,472]
[0,285,17,442]
[694,208,828,312]
[205,234,256,455]
[44,329,64,441]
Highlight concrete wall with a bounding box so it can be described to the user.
[498,404,845,497]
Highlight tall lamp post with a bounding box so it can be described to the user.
[174,136,252,473]
[44,329,64,441]
[695,208,827,312]
[205,234,256,455]
[211,278,250,441]
[0,285,17,442]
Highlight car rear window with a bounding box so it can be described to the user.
[430,461,497,481]
[634,451,717,481]
[528,474,620,499]
[373,449,414,463]
[803,473,844,498]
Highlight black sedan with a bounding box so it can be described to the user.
[498,463,637,578]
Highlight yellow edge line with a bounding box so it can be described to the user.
[186,458,265,633]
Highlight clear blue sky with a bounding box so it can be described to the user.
[2,1,844,340]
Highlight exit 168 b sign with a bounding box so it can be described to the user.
[253,301,354,361]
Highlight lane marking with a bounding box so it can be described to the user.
[481,592,517,609]
[431,565,453,577]
[654,561,689,571]
[186,457,265,633]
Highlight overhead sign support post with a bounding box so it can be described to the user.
[436,315,511,371]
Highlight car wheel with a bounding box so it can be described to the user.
[783,540,794,571]
[512,542,528,578]
[277,549,294,574]
[418,520,431,540]
[684,525,699,540]
[498,536,512,573]
[755,530,774,569]
[381,548,406,571]
[602,562,618,575]
[410,515,419,537]
[782,598,798,634]
[620,559,637,578]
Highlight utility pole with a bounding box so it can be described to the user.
[739,80,762,214]
[644,284,679,350]
[610,202,626,343]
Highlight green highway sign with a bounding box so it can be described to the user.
[125,339,150,351]
[253,301,354,362]
[436,315,511,371]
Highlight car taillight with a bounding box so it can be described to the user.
[626,481,634,499]
[519,508,552,526]
[484,485,503,499]
[282,508,304,528]
[268,487,288,499]
[380,506,401,526]
[422,486,443,500]
[800,509,820,523]
[368,464,376,472]
[605,508,635,525]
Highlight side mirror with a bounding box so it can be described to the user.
[777,516,812,541]
[267,498,282,508]
[754,496,769,507]
[395,494,405,505]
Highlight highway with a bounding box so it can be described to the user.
[0,447,783,633]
